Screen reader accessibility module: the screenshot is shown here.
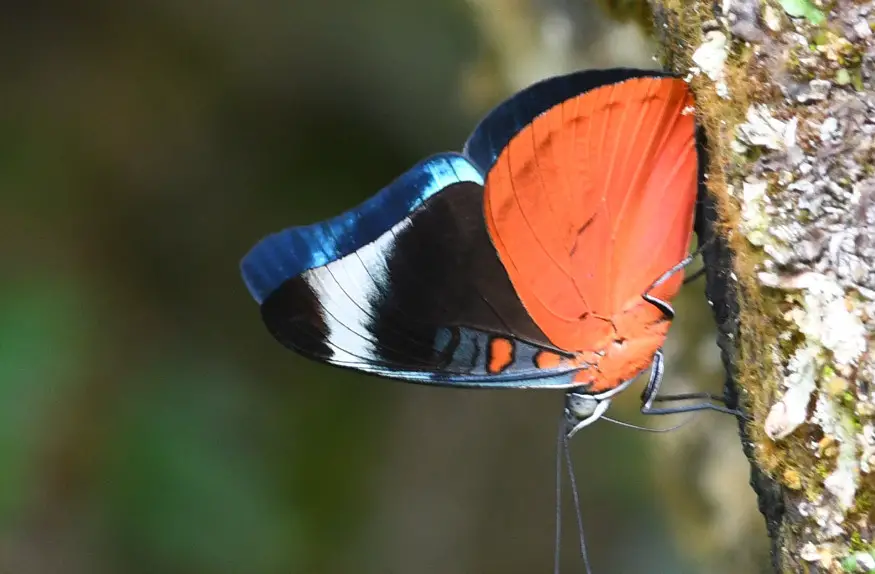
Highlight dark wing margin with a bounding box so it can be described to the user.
[462,68,675,174]
[240,153,579,388]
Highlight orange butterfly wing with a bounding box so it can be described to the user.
[483,76,697,354]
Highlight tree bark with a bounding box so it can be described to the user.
[650,1,875,572]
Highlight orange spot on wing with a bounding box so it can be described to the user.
[487,337,514,374]
[484,76,697,368]
[534,350,563,369]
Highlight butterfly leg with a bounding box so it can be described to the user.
[650,392,727,404]
[682,267,706,285]
[640,241,744,416]
[640,257,693,320]
[639,349,741,417]
[642,237,715,316]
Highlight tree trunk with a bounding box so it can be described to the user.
[650,1,875,572]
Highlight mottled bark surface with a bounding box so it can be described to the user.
[650,0,875,571]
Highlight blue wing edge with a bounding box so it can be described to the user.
[240,152,484,305]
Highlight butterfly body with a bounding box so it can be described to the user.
[242,68,701,426]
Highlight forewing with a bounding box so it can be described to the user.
[240,153,579,388]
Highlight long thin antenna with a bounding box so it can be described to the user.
[601,415,694,433]
[554,419,564,574]
[563,432,592,574]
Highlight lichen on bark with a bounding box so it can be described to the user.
[649,0,875,571]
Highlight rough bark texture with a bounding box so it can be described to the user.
[650,0,875,572]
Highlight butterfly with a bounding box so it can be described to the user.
[240,68,735,437]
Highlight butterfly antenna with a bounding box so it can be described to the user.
[563,430,593,574]
[554,419,564,574]
[601,414,696,433]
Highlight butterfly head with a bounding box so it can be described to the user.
[563,375,639,438]
[564,391,611,438]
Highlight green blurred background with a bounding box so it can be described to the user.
[1,1,769,572]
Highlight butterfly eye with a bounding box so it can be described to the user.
[565,392,599,420]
